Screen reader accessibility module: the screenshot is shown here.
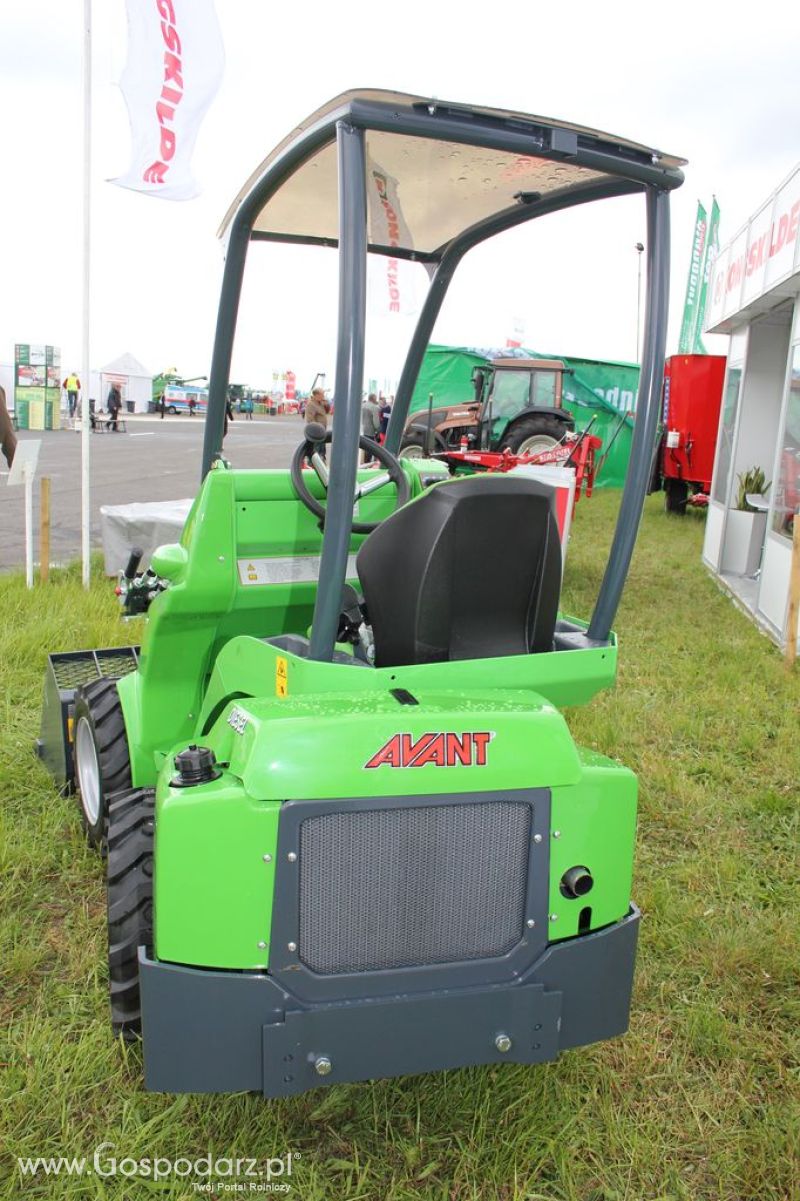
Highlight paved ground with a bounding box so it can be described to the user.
[0,414,305,572]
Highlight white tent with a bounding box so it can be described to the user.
[98,352,153,414]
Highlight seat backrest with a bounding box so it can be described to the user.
[356,474,562,667]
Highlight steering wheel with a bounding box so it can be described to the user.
[290,423,411,534]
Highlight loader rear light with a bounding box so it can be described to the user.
[560,865,594,899]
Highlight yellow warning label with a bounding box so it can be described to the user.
[67,716,74,743]
[247,561,258,581]
[275,656,288,697]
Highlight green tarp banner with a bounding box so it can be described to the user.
[409,345,639,488]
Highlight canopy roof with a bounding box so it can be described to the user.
[220,90,685,262]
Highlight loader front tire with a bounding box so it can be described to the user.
[107,787,154,1041]
[73,678,131,850]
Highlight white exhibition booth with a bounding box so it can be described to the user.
[702,163,800,650]
[97,352,153,414]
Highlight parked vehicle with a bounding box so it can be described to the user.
[400,357,574,458]
[656,354,726,512]
[161,384,208,415]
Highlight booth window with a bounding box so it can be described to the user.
[712,367,743,505]
[772,344,800,538]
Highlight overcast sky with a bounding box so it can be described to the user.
[1,1,798,392]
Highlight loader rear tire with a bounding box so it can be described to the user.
[107,787,154,1041]
[73,678,132,850]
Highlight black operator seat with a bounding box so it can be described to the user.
[356,474,562,668]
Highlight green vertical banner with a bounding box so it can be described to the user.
[678,202,707,353]
[692,198,720,354]
[14,343,61,429]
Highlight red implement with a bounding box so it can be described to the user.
[440,431,603,514]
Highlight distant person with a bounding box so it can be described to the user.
[188,395,197,417]
[303,387,330,462]
[64,371,81,418]
[243,395,254,420]
[361,392,381,463]
[305,387,330,429]
[0,384,16,468]
[378,395,393,439]
[224,397,235,437]
[106,383,122,431]
[159,392,166,419]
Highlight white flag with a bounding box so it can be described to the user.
[111,0,224,201]
[366,158,420,317]
[366,255,422,320]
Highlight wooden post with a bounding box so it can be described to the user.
[24,459,34,589]
[785,514,800,669]
[40,476,51,583]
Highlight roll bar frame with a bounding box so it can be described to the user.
[201,95,682,661]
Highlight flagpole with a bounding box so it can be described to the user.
[81,0,92,588]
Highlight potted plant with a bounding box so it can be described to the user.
[721,466,770,575]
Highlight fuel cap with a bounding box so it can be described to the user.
[172,744,222,787]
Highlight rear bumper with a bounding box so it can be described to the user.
[139,904,639,1096]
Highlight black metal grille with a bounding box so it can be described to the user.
[50,647,140,689]
[298,800,531,974]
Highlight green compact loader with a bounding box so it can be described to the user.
[39,90,683,1096]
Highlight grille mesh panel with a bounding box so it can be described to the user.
[51,648,139,689]
[298,800,531,974]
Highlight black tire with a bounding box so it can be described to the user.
[73,679,131,850]
[399,428,447,458]
[664,477,689,514]
[499,415,569,455]
[107,788,154,1040]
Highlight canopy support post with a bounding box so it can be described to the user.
[588,187,670,642]
[385,255,460,455]
[202,220,250,480]
[309,121,368,662]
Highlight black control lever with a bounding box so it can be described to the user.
[124,546,144,580]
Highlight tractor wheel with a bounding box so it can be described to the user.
[399,429,446,459]
[73,679,131,850]
[107,787,154,1040]
[499,415,567,456]
[664,477,689,514]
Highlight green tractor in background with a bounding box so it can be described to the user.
[39,90,683,1096]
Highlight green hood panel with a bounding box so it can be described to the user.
[204,688,582,800]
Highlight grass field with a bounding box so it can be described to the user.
[1,491,798,1200]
